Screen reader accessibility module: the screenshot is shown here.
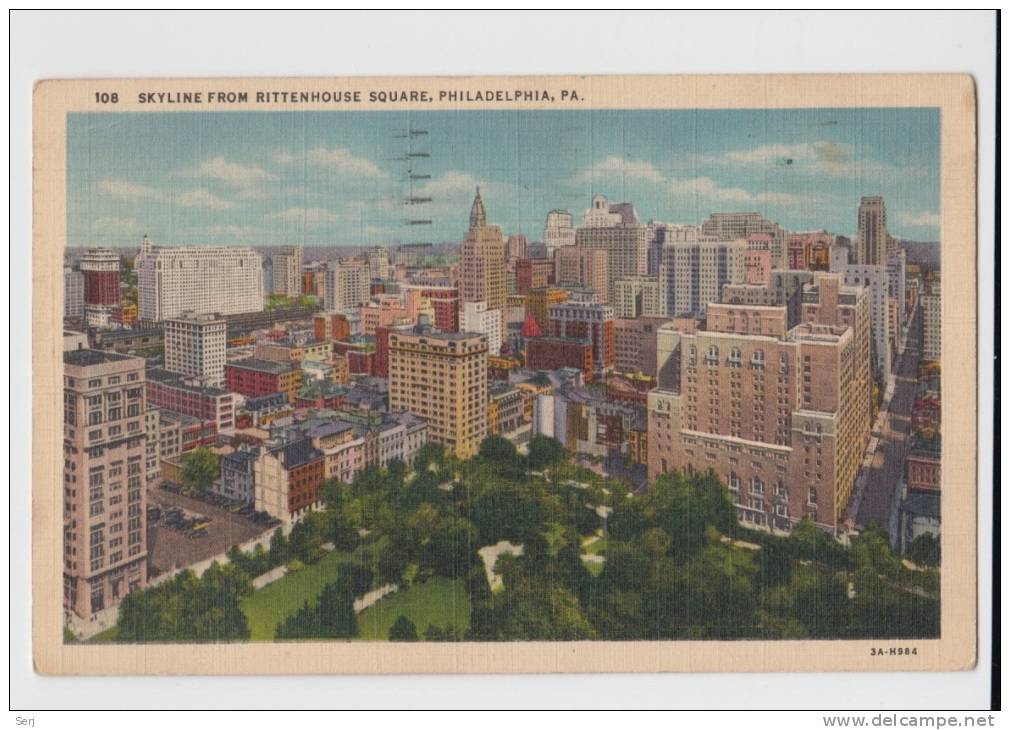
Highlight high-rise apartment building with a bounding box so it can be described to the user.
[64,267,84,318]
[659,237,747,316]
[613,276,662,318]
[80,248,122,327]
[857,196,889,266]
[163,311,227,387]
[460,188,507,313]
[553,246,608,302]
[271,246,303,297]
[136,236,263,321]
[543,210,576,257]
[922,283,941,361]
[648,275,871,534]
[388,324,488,458]
[462,301,503,357]
[700,212,788,268]
[63,350,148,620]
[575,194,649,302]
[829,262,895,377]
[323,261,371,312]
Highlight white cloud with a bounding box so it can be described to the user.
[97,179,159,200]
[208,224,257,238]
[191,156,274,185]
[571,157,807,207]
[571,156,666,185]
[267,207,341,226]
[896,210,940,228]
[703,141,922,179]
[177,188,233,210]
[275,147,386,178]
[91,216,144,233]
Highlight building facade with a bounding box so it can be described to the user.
[460,188,508,313]
[613,276,662,318]
[64,268,84,318]
[547,300,615,373]
[81,248,122,327]
[163,311,227,387]
[388,325,488,458]
[857,196,890,266]
[462,301,503,357]
[575,194,649,302]
[553,246,608,302]
[659,237,747,316]
[543,209,576,257]
[63,350,148,620]
[323,261,371,313]
[272,246,304,297]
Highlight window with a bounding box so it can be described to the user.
[808,487,818,505]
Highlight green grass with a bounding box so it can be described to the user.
[356,577,470,640]
[88,625,119,643]
[240,541,384,641]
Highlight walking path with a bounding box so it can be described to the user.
[353,584,398,613]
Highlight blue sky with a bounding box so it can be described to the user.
[67,108,940,248]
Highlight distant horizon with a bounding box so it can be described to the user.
[68,108,940,249]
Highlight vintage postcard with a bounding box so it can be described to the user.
[32,74,977,675]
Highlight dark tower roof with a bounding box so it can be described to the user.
[469,186,487,230]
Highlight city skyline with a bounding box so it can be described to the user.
[68,107,940,248]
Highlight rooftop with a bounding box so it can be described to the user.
[64,349,137,368]
[227,358,297,375]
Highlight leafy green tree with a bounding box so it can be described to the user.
[907,533,940,567]
[180,447,219,493]
[479,435,519,470]
[388,615,419,641]
[414,442,445,473]
[526,435,566,470]
[495,581,597,640]
[268,528,289,566]
[423,623,463,641]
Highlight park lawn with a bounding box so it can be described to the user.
[356,577,470,641]
[240,541,385,641]
[88,625,119,643]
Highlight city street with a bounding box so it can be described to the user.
[851,307,923,532]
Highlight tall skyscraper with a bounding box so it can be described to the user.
[80,248,122,327]
[323,261,371,312]
[575,194,649,302]
[136,236,263,321]
[658,237,747,316]
[63,350,149,620]
[163,311,228,387]
[543,210,576,257]
[64,267,84,318]
[462,301,503,356]
[857,196,889,266]
[367,246,391,280]
[553,246,608,302]
[388,324,488,458]
[460,188,507,313]
[922,282,941,361]
[271,246,303,297]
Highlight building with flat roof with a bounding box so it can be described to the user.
[388,324,488,458]
[63,349,148,621]
[547,300,615,373]
[136,236,263,322]
[164,311,227,387]
[272,246,303,297]
[145,367,235,432]
[575,194,649,302]
[225,358,303,403]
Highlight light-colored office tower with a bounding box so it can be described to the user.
[63,350,149,622]
[163,311,228,387]
[460,188,507,313]
[830,243,851,272]
[462,301,503,357]
[543,210,576,257]
[135,236,263,322]
[323,261,371,312]
[886,249,907,323]
[658,237,747,316]
[647,279,871,535]
[722,269,815,330]
[857,196,889,266]
[506,234,528,262]
[922,283,941,361]
[700,212,788,268]
[65,267,84,318]
[613,276,662,318]
[80,247,122,327]
[367,246,390,280]
[388,324,488,458]
[829,259,895,377]
[553,245,609,302]
[271,246,303,297]
[574,194,649,302]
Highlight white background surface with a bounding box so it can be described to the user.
[8,10,998,711]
